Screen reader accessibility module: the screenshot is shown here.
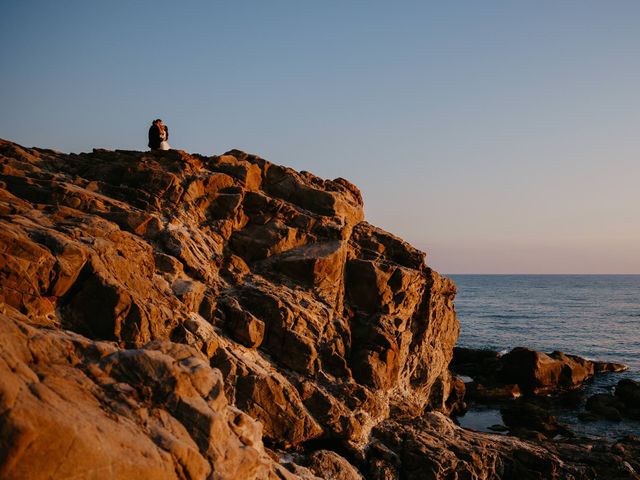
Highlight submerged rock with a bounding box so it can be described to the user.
[582,379,640,422]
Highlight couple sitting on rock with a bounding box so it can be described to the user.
[148,119,170,150]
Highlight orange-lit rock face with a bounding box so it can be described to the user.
[3,139,623,479]
[0,139,458,478]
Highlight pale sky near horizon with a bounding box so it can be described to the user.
[2,1,639,274]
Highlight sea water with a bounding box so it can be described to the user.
[448,274,640,439]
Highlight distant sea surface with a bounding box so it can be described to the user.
[448,274,640,438]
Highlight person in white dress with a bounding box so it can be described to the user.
[148,119,170,150]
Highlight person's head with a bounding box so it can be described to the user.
[153,118,162,125]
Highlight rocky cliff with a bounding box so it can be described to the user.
[0,139,635,479]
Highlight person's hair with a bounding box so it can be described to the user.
[153,118,162,124]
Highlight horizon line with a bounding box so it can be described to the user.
[444,272,640,276]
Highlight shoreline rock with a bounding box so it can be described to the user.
[1,138,638,479]
[451,346,629,400]
[451,345,637,449]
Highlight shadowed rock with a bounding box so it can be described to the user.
[583,379,640,422]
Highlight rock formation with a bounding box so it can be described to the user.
[0,139,638,479]
[450,346,637,442]
[451,346,628,401]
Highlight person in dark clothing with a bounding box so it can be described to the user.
[148,119,170,150]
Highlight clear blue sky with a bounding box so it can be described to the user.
[2,1,639,273]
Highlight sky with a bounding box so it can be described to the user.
[1,1,639,273]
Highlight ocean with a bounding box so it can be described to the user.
[448,274,640,439]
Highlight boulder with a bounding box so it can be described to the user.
[499,348,594,394]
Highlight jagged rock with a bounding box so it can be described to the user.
[1,138,637,479]
[0,306,282,480]
[270,240,347,303]
[368,413,588,479]
[0,140,458,433]
[305,450,365,480]
[218,297,265,348]
[172,278,206,312]
[235,373,323,445]
[209,335,324,447]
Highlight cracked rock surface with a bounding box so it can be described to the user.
[1,139,637,479]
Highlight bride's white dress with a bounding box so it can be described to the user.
[159,141,170,150]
